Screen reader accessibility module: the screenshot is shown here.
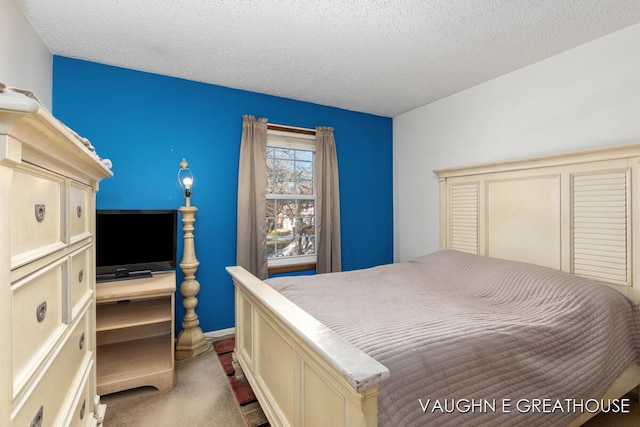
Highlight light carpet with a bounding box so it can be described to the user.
[100,339,245,427]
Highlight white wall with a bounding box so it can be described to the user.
[0,0,52,109]
[393,23,640,262]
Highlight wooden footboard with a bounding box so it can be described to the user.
[226,266,390,427]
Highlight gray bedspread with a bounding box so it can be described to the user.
[265,250,640,426]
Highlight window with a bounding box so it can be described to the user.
[266,128,316,269]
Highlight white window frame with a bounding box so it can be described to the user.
[266,128,317,268]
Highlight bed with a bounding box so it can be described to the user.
[226,143,640,426]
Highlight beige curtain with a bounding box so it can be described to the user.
[236,115,268,279]
[315,126,342,273]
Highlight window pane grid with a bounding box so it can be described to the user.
[266,144,316,262]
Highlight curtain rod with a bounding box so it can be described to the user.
[267,123,316,136]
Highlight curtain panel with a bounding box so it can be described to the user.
[236,115,268,279]
[315,126,342,273]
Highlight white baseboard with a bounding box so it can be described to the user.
[204,327,235,341]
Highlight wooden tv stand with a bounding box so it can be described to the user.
[95,271,176,395]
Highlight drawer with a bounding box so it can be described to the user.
[67,366,95,427]
[11,165,65,268]
[12,259,66,391]
[69,181,92,244]
[12,311,91,427]
[70,246,92,318]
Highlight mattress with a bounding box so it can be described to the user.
[265,250,640,426]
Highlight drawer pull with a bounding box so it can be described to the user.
[77,205,82,218]
[79,399,86,420]
[36,301,47,322]
[78,269,84,283]
[30,405,43,427]
[34,204,46,222]
[79,332,85,350]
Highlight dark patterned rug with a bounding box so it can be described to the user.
[214,337,270,427]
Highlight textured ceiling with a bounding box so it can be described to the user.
[15,0,640,117]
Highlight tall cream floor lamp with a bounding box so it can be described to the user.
[175,158,208,360]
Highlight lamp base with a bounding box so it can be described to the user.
[175,326,209,360]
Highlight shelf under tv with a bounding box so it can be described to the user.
[95,271,176,395]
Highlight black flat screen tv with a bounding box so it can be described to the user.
[96,209,178,282]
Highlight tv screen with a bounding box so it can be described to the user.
[96,209,177,281]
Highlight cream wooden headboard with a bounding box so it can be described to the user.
[435,143,640,305]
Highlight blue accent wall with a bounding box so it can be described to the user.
[53,56,393,332]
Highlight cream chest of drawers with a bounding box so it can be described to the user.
[1,88,112,426]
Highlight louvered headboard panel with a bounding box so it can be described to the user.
[572,170,631,287]
[436,144,640,304]
[448,182,479,254]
